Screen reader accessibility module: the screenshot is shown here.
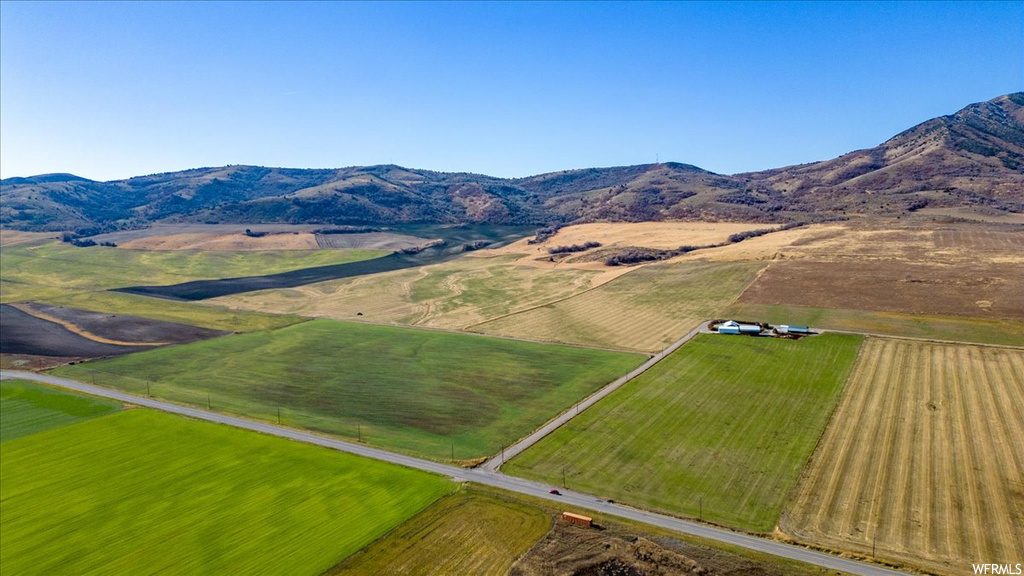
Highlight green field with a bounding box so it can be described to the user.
[329,488,551,575]
[54,319,645,460]
[0,379,120,442]
[0,408,452,575]
[475,260,766,352]
[41,290,306,332]
[505,333,863,532]
[0,240,386,302]
[727,302,1024,347]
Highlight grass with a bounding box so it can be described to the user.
[329,487,552,576]
[726,302,1024,347]
[40,290,305,332]
[0,240,386,302]
[0,409,453,575]
[505,333,864,532]
[0,379,120,442]
[476,259,766,352]
[54,319,645,460]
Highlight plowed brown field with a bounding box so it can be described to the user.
[783,338,1024,575]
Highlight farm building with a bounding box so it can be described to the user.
[717,320,761,335]
[775,325,812,335]
[562,511,593,528]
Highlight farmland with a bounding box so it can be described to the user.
[727,302,1024,347]
[0,379,120,442]
[0,408,452,575]
[214,253,600,329]
[475,260,766,352]
[41,290,306,332]
[737,259,1024,319]
[329,489,551,575]
[505,333,863,531]
[783,339,1024,575]
[0,239,387,302]
[54,319,645,460]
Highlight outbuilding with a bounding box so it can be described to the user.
[717,320,741,335]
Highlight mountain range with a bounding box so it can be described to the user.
[3,93,1022,232]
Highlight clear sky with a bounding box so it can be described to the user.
[1,1,1021,181]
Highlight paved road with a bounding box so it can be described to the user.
[481,322,708,471]
[2,369,907,576]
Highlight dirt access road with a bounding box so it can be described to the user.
[1,370,906,576]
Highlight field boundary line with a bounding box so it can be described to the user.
[823,328,1024,351]
[479,321,708,472]
[0,369,909,576]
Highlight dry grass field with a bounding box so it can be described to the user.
[475,260,765,352]
[119,231,322,251]
[783,338,1024,575]
[0,229,59,246]
[328,490,551,576]
[490,221,775,271]
[212,222,773,338]
[212,254,601,329]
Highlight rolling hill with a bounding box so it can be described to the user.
[2,93,1021,232]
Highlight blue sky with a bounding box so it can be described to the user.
[1,1,1021,181]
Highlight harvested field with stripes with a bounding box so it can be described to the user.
[783,339,1024,575]
[475,260,765,352]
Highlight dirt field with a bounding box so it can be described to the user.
[17,303,227,345]
[783,338,1024,575]
[739,260,1024,319]
[0,304,152,358]
[0,303,227,359]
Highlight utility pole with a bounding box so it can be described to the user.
[207,394,211,410]
[562,466,566,488]
[357,424,362,443]
[451,443,455,463]
[147,381,151,397]
[501,445,505,464]
[699,496,703,522]
[277,407,281,424]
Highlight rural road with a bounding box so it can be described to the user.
[2,369,908,576]
[480,322,708,471]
